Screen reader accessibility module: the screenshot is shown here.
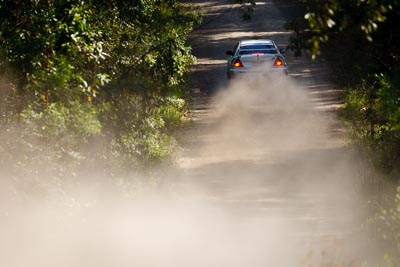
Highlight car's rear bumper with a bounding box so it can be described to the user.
[227,67,288,79]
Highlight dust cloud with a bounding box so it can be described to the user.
[0,74,374,266]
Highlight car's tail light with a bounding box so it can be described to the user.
[233,59,244,68]
[273,57,284,67]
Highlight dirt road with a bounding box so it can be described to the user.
[173,0,371,265]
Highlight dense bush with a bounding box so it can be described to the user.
[378,185,400,267]
[343,74,400,175]
[0,0,201,178]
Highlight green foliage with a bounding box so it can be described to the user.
[0,101,101,178]
[293,0,400,59]
[0,0,201,176]
[343,74,400,175]
[379,185,400,267]
[22,102,101,152]
[100,93,186,171]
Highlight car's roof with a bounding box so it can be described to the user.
[239,39,274,45]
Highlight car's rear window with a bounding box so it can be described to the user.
[238,44,277,55]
